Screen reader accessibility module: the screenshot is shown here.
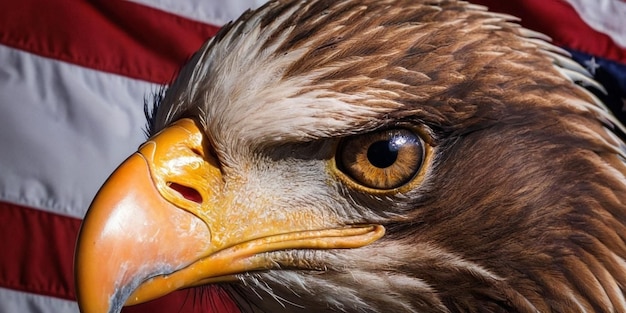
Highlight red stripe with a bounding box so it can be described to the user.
[0,0,220,84]
[0,202,239,312]
[0,202,79,300]
[472,0,626,64]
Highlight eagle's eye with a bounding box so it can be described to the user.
[337,128,425,190]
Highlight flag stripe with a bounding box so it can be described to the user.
[128,0,266,26]
[472,0,626,64]
[0,0,220,84]
[564,0,626,48]
[0,200,240,312]
[0,202,79,300]
[0,44,152,218]
[0,287,79,313]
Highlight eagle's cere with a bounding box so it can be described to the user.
[74,0,626,312]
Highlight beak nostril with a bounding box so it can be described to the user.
[191,148,203,157]
[167,182,203,204]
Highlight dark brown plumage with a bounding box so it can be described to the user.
[75,1,626,312]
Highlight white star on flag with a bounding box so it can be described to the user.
[584,57,601,75]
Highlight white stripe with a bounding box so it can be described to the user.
[564,0,626,48]
[0,44,155,218]
[127,0,267,25]
[0,287,78,313]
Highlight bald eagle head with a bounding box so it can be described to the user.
[75,0,626,312]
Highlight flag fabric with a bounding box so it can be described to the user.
[0,1,624,313]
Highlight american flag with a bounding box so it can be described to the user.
[0,1,624,312]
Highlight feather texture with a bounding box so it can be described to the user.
[147,0,626,312]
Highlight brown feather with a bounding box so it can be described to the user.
[149,0,626,312]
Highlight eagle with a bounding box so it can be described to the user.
[74,0,626,312]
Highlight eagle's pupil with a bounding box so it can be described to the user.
[367,140,398,168]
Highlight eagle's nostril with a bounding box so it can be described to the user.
[167,182,203,204]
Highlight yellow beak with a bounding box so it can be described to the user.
[74,118,385,313]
